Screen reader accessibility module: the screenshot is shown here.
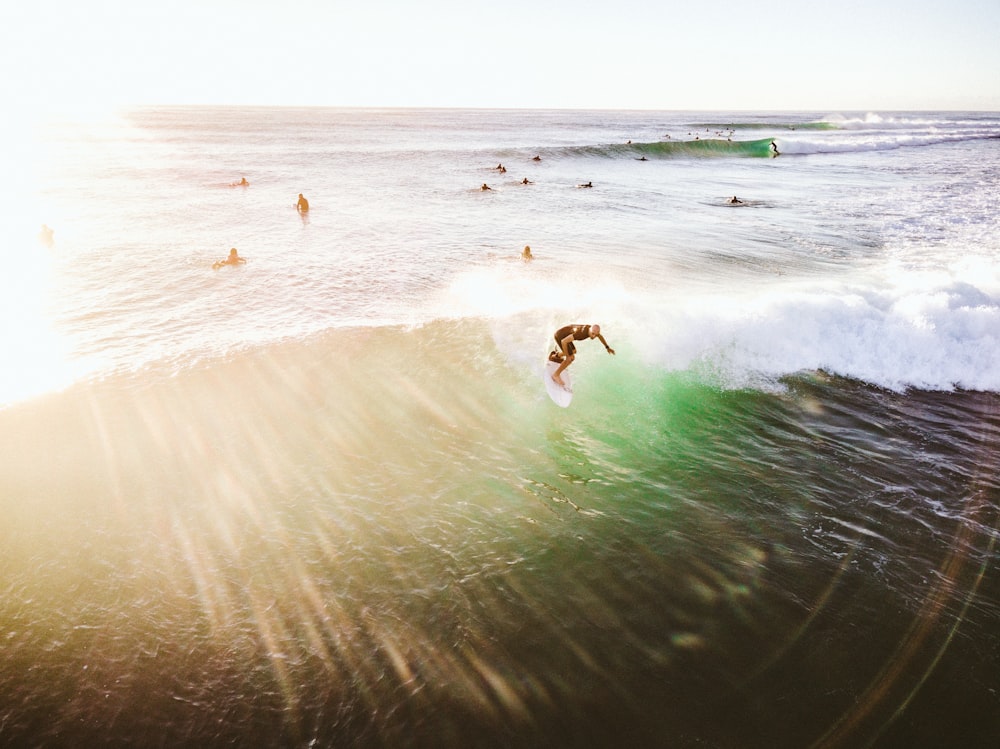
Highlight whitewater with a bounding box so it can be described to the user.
[0,108,998,748]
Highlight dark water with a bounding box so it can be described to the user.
[2,321,998,747]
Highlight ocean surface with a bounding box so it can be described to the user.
[1,108,999,747]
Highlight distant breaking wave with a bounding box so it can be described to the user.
[538,126,998,162]
[633,137,777,158]
[527,114,1000,162]
[545,138,777,160]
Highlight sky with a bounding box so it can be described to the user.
[3,0,999,113]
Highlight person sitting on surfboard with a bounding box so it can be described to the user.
[296,193,310,212]
[549,324,614,387]
[213,247,246,269]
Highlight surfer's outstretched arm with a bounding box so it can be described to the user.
[595,333,615,355]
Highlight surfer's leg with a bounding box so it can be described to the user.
[552,354,573,386]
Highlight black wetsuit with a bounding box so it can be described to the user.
[554,324,591,356]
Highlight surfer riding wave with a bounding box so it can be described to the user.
[549,324,615,388]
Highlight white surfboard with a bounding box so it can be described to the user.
[544,360,573,407]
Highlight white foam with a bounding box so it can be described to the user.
[442,254,1000,393]
[637,263,999,392]
[778,113,1000,156]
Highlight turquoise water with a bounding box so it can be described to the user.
[1,109,999,747]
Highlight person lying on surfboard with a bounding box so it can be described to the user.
[213,247,246,269]
[549,324,614,388]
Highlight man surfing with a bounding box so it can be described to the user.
[549,324,615,388]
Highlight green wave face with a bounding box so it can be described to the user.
[633,137,777,158]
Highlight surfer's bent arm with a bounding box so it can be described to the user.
[596,333,615,355]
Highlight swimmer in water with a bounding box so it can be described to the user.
[728,196,743,204]
[213,247,246,269]
[522,245,533,261]
[296,193,310,212]
[481,183,492,191]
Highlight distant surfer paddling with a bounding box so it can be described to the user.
[213,247,246,269]
[549,324,615,388]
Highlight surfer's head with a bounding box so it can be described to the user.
[589,324,600,338]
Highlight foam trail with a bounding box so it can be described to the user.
[636,267,1000,392]
[441,258,1000,393]
[777,113,1000,155]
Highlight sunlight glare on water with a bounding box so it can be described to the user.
[0,129,67,403]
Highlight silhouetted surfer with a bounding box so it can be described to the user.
[481,183,492,191]
[770,140,780,157]
[728,196,743,204]
[549,324,614,388]
[578,181,593,188]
